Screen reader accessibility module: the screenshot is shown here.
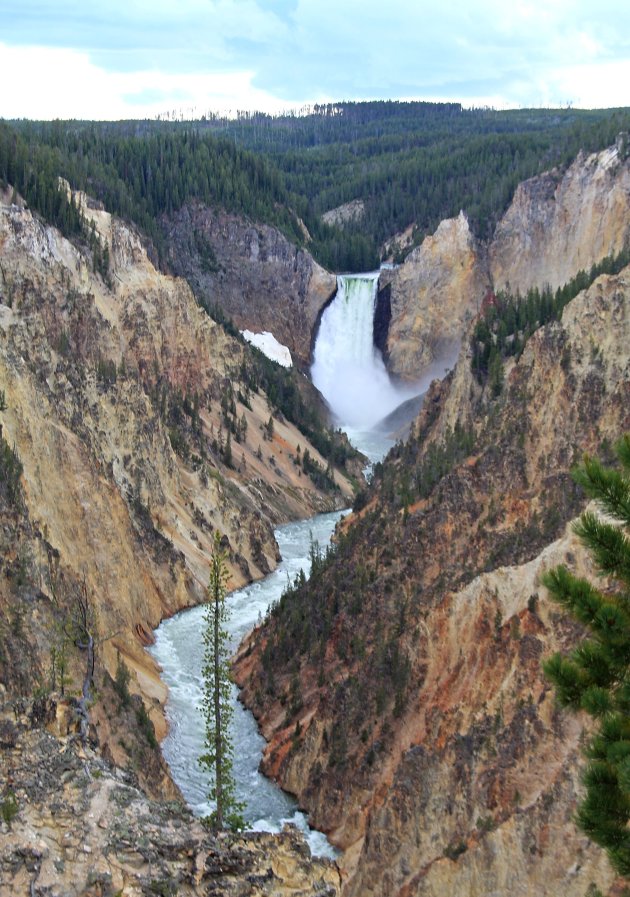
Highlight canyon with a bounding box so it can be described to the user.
[1,137,630,897]
[234,142,630,896]
[0,182,355,815]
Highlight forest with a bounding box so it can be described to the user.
[198,101,630,263]
[2,101,630,272]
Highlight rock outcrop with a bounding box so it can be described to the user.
[235,265,630,896]
[0,694,341,897]
[163,203,337,367]
[382,211,488,381]
[321,200,365,228]
[490,141,630,295]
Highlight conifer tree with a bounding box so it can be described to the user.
[199,532,244,830]
[543,434,630,876]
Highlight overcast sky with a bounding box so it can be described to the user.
[1,0,629,119]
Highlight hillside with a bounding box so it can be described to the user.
[234,156,630,894]
[8,104,630,273]
[162,203,336,368]
[0,181,358,800]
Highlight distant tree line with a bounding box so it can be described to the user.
[3,122,304,266]
[4,102,630,273]
[0,123,113,282]
[193,101,630,264]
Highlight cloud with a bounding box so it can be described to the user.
[0,44,292,120]
[1,0,629,117]
[247,0,630,105]
[1,0,291,73]
[549,59,630,109]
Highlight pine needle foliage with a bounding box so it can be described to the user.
[543,434,630,876]
[199,532,244,831]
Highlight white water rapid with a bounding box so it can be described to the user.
[311,273,417,434]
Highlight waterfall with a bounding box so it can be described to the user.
[311,273,413,431]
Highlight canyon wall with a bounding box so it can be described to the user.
[236,263,630,896]
[382,211,488,380]
[0,187,354,794]
[163,203,337,367]
[490,139,630,294]
[383,142,630,385]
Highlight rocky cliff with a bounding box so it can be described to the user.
[382,141,630,386]
[490,139,630,295]
[0,693,340,897]
[163,203,337,367]
[381,211,488,381]
[0,185,355,784]
[321,200,366,228]
[235,265,630,896]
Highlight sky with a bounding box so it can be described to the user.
[1,0,629,120]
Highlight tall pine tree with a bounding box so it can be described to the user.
[543,434,630,876]
[199,532,244,830]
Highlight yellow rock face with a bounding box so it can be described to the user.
[0,188,354,786]
[490,144,630,295]
[384,144,630,389]
[384,212,489,381]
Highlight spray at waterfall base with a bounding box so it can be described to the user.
[312,272,454,433]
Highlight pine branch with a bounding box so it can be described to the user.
[572,456,630,527]
[615,434,630,474]
[573,512,630,587]
[542,652,590,708]
[543,433,630,879]
[541,566,614,630]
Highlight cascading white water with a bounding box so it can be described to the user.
[311,273,415,432]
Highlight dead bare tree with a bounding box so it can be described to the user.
[46,557,120,743]
[64,579,96,744]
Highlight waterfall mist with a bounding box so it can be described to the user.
[311,273,419,431]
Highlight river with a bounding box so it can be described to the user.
[150,509,352,856]
[150,271,418,855]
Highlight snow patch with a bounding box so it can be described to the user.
[241,330,292,368]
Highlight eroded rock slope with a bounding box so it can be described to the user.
[381,211,488,380]
[0,185,355,783]
[235,265,630,896]
[383,141,630,386]
[163,203,336,367]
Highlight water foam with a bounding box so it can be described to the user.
[311,273,418,430]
